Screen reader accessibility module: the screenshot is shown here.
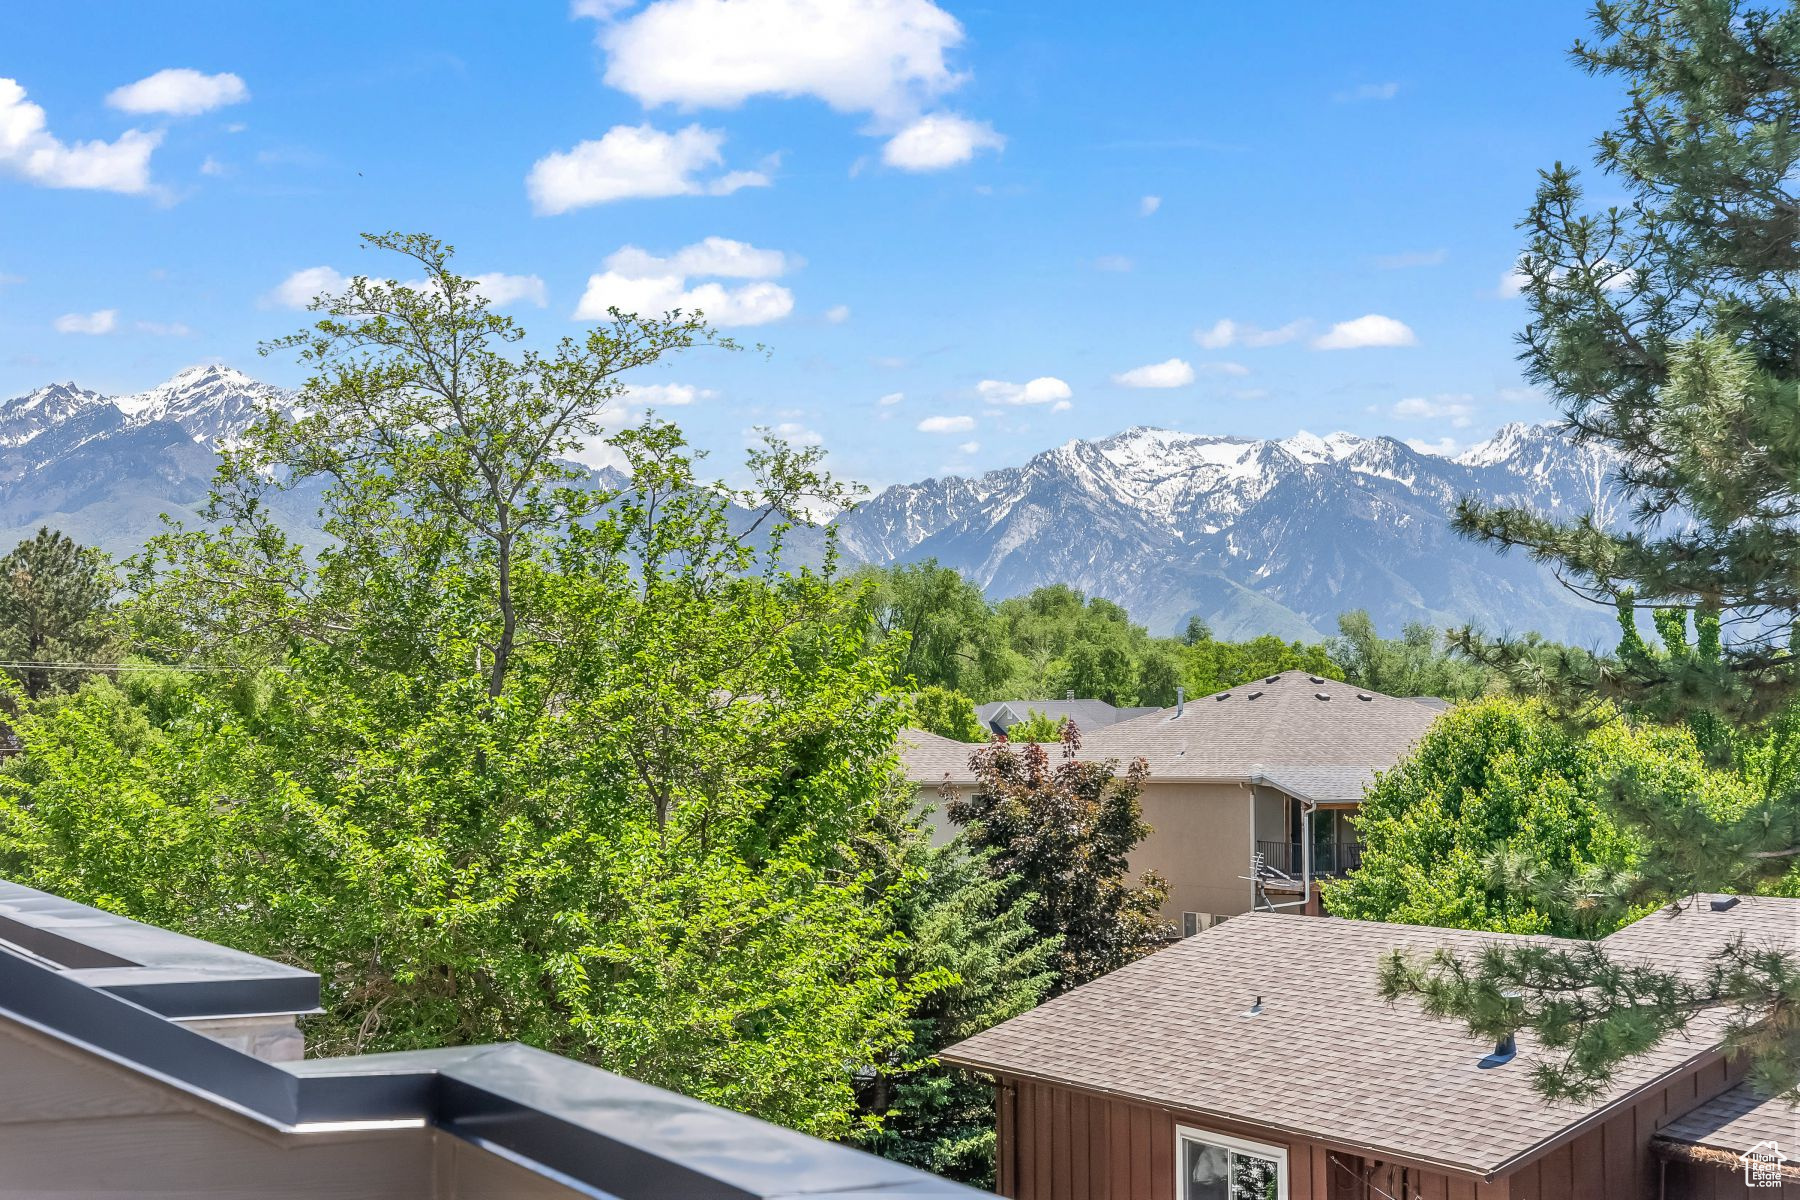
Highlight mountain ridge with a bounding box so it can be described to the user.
[0,366,1621,643]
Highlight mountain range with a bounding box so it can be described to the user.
[0,366,1623,643]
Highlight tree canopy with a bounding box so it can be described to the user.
[0,527,115,700]
[1389,0,1800,1105]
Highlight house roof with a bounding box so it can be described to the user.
[898,672,1443,792]
[941,896,1798,1181]
[1655,1082,1800,1167]
[974,699,1160,734]
[1081,672,1442,781]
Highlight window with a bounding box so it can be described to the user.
[1182,912,1231,937]
[1177,1126,1287,1200]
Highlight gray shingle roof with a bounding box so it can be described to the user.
[940,897,1798,1179]
[1081,672,1441,780]
[898,673,1443,790]
[1656,1082,1800,1161]
[975,699,1161,735]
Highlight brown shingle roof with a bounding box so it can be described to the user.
[940,898,1798,1179]
[897,727,984,787]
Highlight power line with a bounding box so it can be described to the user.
[0,661,263,674]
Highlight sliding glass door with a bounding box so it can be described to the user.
[1178,1126,1286,1200]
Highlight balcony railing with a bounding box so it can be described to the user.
[1255,839,1364,877]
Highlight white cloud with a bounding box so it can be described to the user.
[976,376,1072,406]
[1113,358,1195,389]
[957,440,979,454]
[1497,266,1528,298]
[1405,437,1459,457]
[1198,361,1250,377]
[1391,394,1474,427]
[1373,248,1446,269]
[626,381,714,406]
[198,155,231,177]
[571,0,637,16]
[1139,195,1161,217]
[469,272,549,308]
[135,319,192,336]
[265,266,351,309]
[824,303,851,323]
[0,78,161,194]
[577,236,798,325]
[598,0,968,121]
[605,237,795,279]
[1193,318,1306,349]
[1093,255,1133,272]
[54,309,117,335]
[107,69,249,116]
[882,113,1003,170]
[1333,81,1399,102]
[879,391,903,406]
[1312,313,1416,350]
[918,414,975,433]
[526,123,769,214]
[769,420,822,445]
[575,273,794,325]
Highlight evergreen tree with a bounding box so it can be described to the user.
[946,723,1170,992]
[856,817,1058,1186]
[0,528,114,699]
[1389,0,1800,1103]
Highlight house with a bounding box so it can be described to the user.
[974,699,1162,739]
[898,672,1444,926]
[939,894,1800,1200]
[0,878,981,1198]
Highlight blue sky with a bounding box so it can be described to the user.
[2,1,1626,489]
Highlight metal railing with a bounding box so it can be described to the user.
[1255,839,1364,877]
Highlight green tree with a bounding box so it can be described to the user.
[855,561,1013,699]
[946,725,1170,992]
[1327,611,1492,702]
[855,807,1058,1186]
[911,685,988,742]
[1002,709,1067,743]
[0,528,114,700]
[1321,698,1751,935]
[0,233,918,1138]
[1387,2,1800,1104]
[1179,629,1338,697]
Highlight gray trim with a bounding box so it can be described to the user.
[0,883,985,1199]
[0,880,319,1019]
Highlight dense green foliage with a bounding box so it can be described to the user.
[858,561,1497,710]
[1001,709,1068,743]
[1387,0,1800,1105]
[909,685,988,742]
[1323,697,1757,935]
[0,234,931,1138]
[946,726,1169,993]
[0,527,115,700]
[855,806,1057,1185]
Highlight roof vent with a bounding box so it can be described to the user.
[1315,692,1331,701]
[1215,692,1231,701]
[1711,895,1741,912]
[1493,1032,1517,1060]
[1241,995,1263,1018]
[1247,690,1264,700]
[1176,687,1186,717]
[1308,675,1325,684]
[1357,693,1373,701]
[1264,675,1279,684]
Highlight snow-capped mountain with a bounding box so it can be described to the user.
[834,424,1624,642]
[113,364,293,447]
[0,366,1624,642]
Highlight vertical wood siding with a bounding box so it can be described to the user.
[996,1055,1736,1200]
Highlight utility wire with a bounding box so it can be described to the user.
[0,661,262,674]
